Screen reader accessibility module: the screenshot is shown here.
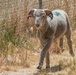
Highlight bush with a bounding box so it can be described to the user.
[0,20,25,53]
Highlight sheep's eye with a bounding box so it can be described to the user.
[42,15,45,18]
[43,15,45,17]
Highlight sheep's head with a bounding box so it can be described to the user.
[27,9,53,29]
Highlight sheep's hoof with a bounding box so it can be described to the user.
[46,66,50,71]
[46,66,50,69]
[70,51,75,57]
[37,66,42,69]
[71,53,75,57]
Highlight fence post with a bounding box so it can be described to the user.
[39,0,42,9]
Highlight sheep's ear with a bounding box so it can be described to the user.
[45,10,53,19]
[27,10,34,20]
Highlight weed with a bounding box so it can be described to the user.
[0,20,25,56]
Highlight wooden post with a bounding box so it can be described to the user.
[39,0,42,9]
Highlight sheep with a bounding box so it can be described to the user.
[27,9,74,69]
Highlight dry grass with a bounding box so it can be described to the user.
[0,30,76,75]
[0,0,76,75]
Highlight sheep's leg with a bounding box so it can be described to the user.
[46,51,50,69]
[37,38,53,69]
[40,39,50,68]
[65,31,74,57]
[59,38,64,52]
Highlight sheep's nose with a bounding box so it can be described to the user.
[36,24,40,27]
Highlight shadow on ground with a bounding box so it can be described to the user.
[33,63,72,75]
[34,64,62,75]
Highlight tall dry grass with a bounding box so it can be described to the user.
[0,0,76,69]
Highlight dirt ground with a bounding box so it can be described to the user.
[0,50,76,75]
